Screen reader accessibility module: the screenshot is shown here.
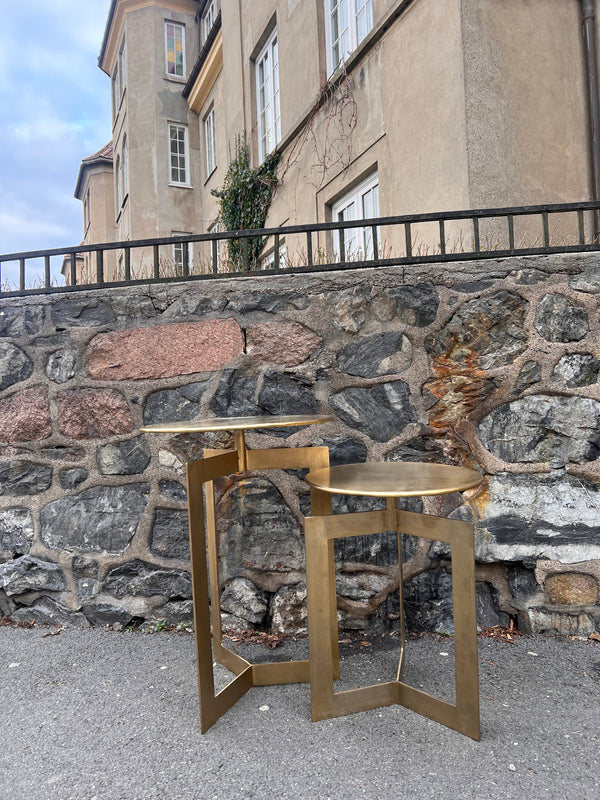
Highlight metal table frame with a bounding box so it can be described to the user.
[142,415,334,733]
[304,462,483,740]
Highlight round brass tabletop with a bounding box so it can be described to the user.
[305,462,483,498]
[141,414,333,434]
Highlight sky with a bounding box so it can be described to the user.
[0,1,112,284]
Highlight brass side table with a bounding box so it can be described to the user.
[142,414,333,733]
[304,462,483,740]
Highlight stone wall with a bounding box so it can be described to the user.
[1,252,600,637]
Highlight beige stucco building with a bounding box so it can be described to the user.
[75,0,600,275]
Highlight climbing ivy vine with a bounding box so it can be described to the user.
[212,135,280,270]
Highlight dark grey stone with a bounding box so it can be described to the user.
[210,370,260,417]
[153,600,193,625]
[0,555,65,596]
[221,578,267,625]
[159,480,187,501]
[551,354,600,388]
[425,290,529,370]
[510,268,548,285]
[226,292,309,313]
[217,477,304,580]
[81,601,133,627]
[143,389,199,425]
[40,484,149,554]
[476,582,506,628]
[453,280,494,294]
[477,395,600,464]
[315,436,368,466]
[385,436,446,464]
[50,298,115,328]
[404,567,455,633]
[40,446,86,462]
[60,468,88,490]
[109,294,159,319]
[508,565,539,601]
[0,306,43,337]
[0,462,53,496]
[10,597,90,627]
[150,509,190,560]
[514,360,541,393]
[271,583,308,635]
[0,507,34,559]
[337,332,412,378]
[97,435,151,475]
[103,559,192,600]
[329,381,417,442]
[46,348,77,384]
[386,283,439,327]
[534,294,589,342]
[178,381,209,403]
[258,371,317,416]
[569,266,600,293]
[0,342,33,391]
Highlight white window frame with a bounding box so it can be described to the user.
[168,123,189,185]
[260,241,286,270]
[122,136,129,200]
[201,0,216,44]
[324,0,373,76]
[204,107,216,177]
[165,21,186,78]
[115,154,122,210]
[172,232,192,273]
[119,39,127,96]
[332,172,379,261]
[256,28,281,163]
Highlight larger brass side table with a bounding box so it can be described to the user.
[142,414,333,733]
[304,461,483,740]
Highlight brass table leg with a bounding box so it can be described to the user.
[186,442,333,733]
[305,504,480,740]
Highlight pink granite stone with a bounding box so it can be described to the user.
[246,322,321,366]
[0,386,52,443]
[56,389,134,439]
[86,319,244,381]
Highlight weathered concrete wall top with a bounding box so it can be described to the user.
[1,252,600,636]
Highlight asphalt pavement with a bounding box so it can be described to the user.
[0,624,598,800]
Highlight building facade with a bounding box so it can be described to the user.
[75,0,600,276]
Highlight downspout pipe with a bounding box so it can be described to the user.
[581,0,600,237]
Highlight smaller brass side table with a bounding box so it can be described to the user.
[142,414,333,733]
[304,462,483,740]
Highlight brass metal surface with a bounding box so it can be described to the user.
[305,461,480,740]
[144,413,333,733]
[140,413,333,435]
[305,462,483,497]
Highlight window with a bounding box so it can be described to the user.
[172,232,192,273]
[115,154,122,209]
[260,242,286,270]
[165,21,185,77]
[201,0,216,43]
[122,136,129,199]
[332,173,379,260]
[256,28,281,163]
[169,123,189,185]
[325,0,373,75]
[204,108,216,177]
[112,39,126,117]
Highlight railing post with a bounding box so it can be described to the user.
[212,238,218,273]
[404,222,412,257]
[70,253,76,286]
[507,215,515,251]
[20,258,26,291]
[439,219,446,256]
[578,209,586,244]
[472,218,480,253]
[371,225,379,260]
[339,229,346,263]
[44,255,51,289]
[274,233,280,269]
[306,230,313,266]
[542,211,550,247]
[241,236,249,270]
[183,242,190,277]
[124,247,131,281]
[96,250,104,284]
[153,244,160,279]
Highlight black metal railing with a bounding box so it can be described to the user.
[2,201,600,297]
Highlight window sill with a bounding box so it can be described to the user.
[204,166,217,185]
[164,74,187,84]
[168,182,193,189]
